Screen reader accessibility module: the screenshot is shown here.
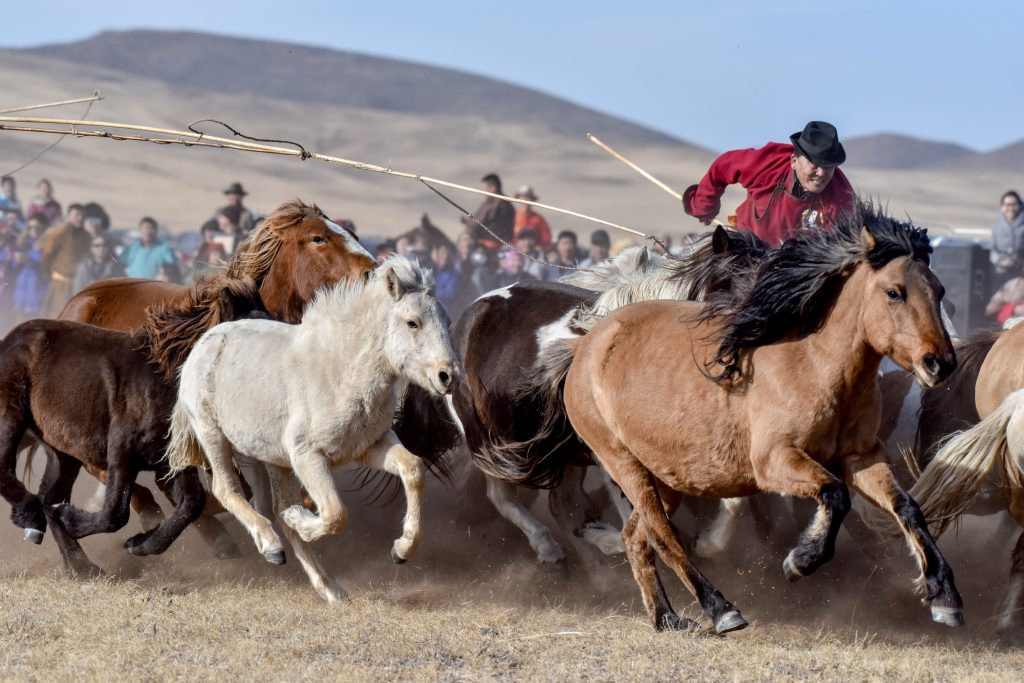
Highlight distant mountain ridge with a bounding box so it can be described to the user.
[19,29,698,151]
[843,132,1023,173]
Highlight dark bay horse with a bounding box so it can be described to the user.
[484,203,963,633]
[0,278,264,576]
[47,200,376,556]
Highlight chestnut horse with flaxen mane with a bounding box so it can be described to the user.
[483,202,964,634]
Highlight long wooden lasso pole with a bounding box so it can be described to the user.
[587,132,726,228]
[0,115,651,240]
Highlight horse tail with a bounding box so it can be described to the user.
[473,336,580,489]
[393,384,460,482]
[165,399,205,475]
[910,388,1024,537]
[136,275,265,381]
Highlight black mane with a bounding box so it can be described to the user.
[669,226,772,301]
[704,199,932,382]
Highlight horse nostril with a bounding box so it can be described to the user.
[439,371,451,387]
[922,353,940,376]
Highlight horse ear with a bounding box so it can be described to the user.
[386,267,403,301]
[860,226,876,252]
[634,246,649,269]
[711,225,731,254]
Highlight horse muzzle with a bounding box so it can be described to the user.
[914,351,957,388]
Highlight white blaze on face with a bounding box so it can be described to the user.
[324,219,373,259]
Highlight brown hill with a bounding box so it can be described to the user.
[843,133,976,170]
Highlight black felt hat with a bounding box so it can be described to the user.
[790,121,846,168]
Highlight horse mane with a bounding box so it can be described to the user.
[670,226,771,301]
[134,275,264,380]
[915,328,1000,466]
[558,246,669,292]
[225,199,327,284]
[704,199,932,382]
[301,255,434,327]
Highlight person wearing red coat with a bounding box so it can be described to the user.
[683,121,855,245]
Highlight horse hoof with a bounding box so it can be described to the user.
[714,610,749,635]
[657,613,698,632]
[782,554,804,582]
[391,547,407,565]
[930,606,964,628]
[23,528,44,545]
[264,549,286,565]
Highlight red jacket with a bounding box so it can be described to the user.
[683,142,855,244]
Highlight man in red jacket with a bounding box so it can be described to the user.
[682,121,855,244]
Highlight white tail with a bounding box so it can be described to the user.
[165,399,205,474]
[910,389,1024,536]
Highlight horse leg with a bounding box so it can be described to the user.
[280,449,348,545]
[0,416,44,539]
[52,458,135,539]
[122,466,207,556]
[198,427,284,564]
[485,475,566,567]
[996,488,1024,635]
[37,451,104,577]
[694,498,747,559]
[266,463,347,603]
[560,465,626,557]
[751,446,850,581]
[236,454,275,520]
[81,462,165,531]
[363,430,425,563]
[843,451,963,627]
[602,448,746,634]
[622,510,695,632]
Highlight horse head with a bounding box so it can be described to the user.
[378,257,459,396]
[229,200,375,323]
[857,224,956,387]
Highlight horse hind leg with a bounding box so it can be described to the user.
[199,426,284,563]
[123,465,207,556]
[38,450,104,578]
[0,416,45,539]
[485,474,566,567]
[600,446,746,634]
[997,488,1024,637]
[266,464,346,603]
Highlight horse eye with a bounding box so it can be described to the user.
[885,288,903,301]
[312,235,326,245]
[407,320,419,329]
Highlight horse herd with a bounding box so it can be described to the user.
[1,198,1022,639]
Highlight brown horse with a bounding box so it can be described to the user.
[49,200,376,556]
[0,278,263,576]
[61,199,376,327]
[484,203,963,633]
[909,322,1024,635]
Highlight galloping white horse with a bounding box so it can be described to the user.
[167,257,458,602]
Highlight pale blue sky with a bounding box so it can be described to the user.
[5,1,1020,151]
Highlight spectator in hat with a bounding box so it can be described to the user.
[580,229,611,267]
[513,184,552,247]
[216,181,257,250]
[682,120,856,244]
[120,216,180,281]
[461,173,515,250]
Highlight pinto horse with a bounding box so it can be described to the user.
[167,257,457,601]
[0,278,263,576]
[483,203,963,633]
[47,200,376,555]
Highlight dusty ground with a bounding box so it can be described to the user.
[0,470,1022,681]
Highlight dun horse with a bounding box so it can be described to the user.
[482,203,963,633]
[0,278,263,576]
[167,257,457,601]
